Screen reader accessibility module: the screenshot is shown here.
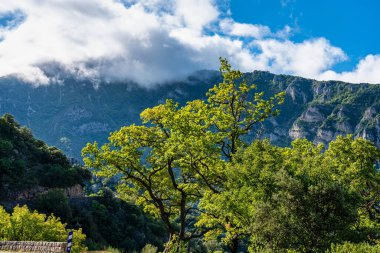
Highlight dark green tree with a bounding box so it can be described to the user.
[198,137,380,253]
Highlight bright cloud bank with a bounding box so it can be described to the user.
[0,0,379,87]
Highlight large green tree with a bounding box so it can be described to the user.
[82,58,284,251]
[198,136,380,252]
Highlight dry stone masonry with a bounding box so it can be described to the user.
[0,241,67,253]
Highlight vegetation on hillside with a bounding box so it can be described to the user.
[0,114,167,252]
[31,188,167,251]
[0,113,91,198]
[1,65,379,161]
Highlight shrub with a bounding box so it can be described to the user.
[0,205,87,253]
[141,244,158,253]
[328,242,380,253]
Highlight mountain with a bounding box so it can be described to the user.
[0,70,379,160]
[0,114,90,200]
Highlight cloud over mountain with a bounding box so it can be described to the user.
[0,0,378,86]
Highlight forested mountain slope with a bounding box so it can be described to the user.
[0,115,167,251]
[0,70,378,160]
[0,113,90,199]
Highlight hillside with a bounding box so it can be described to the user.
[0,70,379,160]
[0,113,90,200]
[0,115,167,251]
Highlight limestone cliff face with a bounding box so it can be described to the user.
[285,81,380,147]
[14,184,85,201]
[0,71,379,161]
[355,107,380,147]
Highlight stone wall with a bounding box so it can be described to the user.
[0,241,67,253]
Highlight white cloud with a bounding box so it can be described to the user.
[220,18,271,39]
[319,54,380,84]
[0,0,241,86]
[0,0,378,86]
[174,0,219,32]
[251,38,347,78]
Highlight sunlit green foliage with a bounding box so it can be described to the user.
[0,205,87,253]
[141,244,158,253]
[82,58,380,253]
[82,58,284,251]
[328,242,380,253]
[198,136,380,252]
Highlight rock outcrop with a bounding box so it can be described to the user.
[0,70,379,160]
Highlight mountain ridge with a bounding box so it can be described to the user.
[0,70,379,160]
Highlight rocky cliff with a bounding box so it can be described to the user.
[0,70,378,160]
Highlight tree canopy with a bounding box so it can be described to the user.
[83,58,380,252]
[82,58,285,251]
[198,136,380,252]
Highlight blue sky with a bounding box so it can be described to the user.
[230,0,380,72]
[0,0,379,86]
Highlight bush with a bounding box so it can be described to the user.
[141,244,158,253]
[328,242,380,253]
[107,247,123,253]
[0,205,87,253]
[33,189,72,221]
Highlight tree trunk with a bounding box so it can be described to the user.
[179,192,186,240]
[229,235,239,253]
